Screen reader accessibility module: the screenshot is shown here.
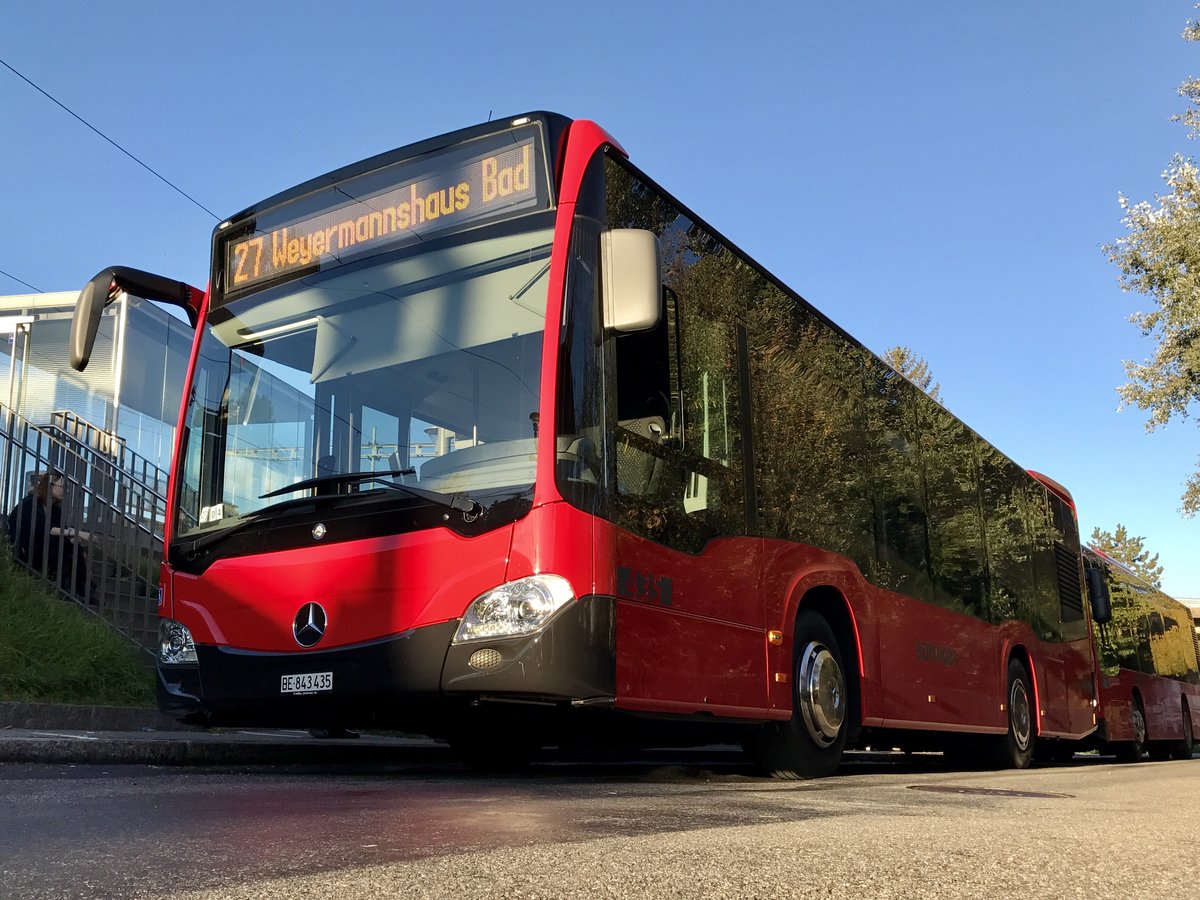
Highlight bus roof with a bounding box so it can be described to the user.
[1027,470,1075,510]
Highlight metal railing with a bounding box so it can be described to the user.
[1,406,165,654]
[44,409,171,501]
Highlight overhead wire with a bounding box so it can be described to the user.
[0,56,221,221]
[0,269,42,293]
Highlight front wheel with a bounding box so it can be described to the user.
[991,659,1035,769]
[744,610,849,779]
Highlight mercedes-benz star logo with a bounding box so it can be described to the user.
[293,602,328,648]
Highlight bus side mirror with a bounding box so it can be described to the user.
[69,266,204,371]
[1086,566,1112,625]
[601,229,662,333]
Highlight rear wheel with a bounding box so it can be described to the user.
[992,659,1035,769]
[1115,697,1147,762]
[1168,699,1195,761]
[745,610,849,779]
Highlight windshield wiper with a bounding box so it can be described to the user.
[259,470,485,521]
[178,472,489,561]
[178,505,287,559]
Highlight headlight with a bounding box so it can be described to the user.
[159,619,198,664]
[453,574,575,643]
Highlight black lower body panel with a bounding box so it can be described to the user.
[441,595,615,700]
[157,597,616,734]
[158,620,457,729]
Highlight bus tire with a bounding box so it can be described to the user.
[1115,696,1147,762]
[992,658,1035,769]
[1168,698,1194,761]
[746,610,848,779]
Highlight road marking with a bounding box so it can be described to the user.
[908,784,1073,799]
[29,732,100,741]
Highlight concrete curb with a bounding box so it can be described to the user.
[0,731,446,766]
[0,702,447,766]
[0,701,192,732]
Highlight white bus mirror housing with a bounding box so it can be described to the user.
[601,229,662,333]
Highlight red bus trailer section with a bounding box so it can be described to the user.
[69,113,1100,776]
[1083,547,1200,760]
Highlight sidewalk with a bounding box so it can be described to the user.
[0,702,447,766]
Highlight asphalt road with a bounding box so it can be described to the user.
[3,750,1198,900]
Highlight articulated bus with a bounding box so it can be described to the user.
[69,112,1102,776]
[1083,547,1200,760]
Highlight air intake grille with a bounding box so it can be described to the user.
[1054,543,1085,623]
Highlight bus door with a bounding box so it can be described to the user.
[606,288,766,716]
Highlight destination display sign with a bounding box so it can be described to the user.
[222,129,545,295]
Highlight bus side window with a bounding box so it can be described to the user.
[608,288,745,542]
[613,311,672,498]
[867,364,933,602]
[676,309,740,517]
[603,155,748,551]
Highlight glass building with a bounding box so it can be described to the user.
[0,290,314,650]
[0,290,193,474]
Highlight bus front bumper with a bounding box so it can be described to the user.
[157,596,615,730]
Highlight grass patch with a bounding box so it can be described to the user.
[0,549,154,707]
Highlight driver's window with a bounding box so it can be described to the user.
[605,156,748,552]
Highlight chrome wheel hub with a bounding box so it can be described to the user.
[1010,678,1031,752]
[1132,705,1146,746]
[797,640,845,747]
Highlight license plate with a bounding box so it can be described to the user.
[280,671,333,694]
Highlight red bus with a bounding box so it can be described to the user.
[69,112,1100,776]
[1083,546,1200,760]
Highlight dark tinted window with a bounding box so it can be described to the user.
[1093,551,1200,683]
[602,156,748,553]
[920,406,986,617]
[865,363,932,601]
[979,446,1037,625]
[746,292,874,571]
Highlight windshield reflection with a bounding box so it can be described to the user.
[175,223,553,540]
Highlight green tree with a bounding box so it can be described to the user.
[1105,11,1200,515]
[1090,524,1164,588]
[883,345,942,403]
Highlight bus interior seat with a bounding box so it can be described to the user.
[616,414,665,496]
[557,434,597,484]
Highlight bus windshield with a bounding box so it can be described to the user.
[174,219,553,540]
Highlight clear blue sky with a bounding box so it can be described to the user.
[3,2,1198,596]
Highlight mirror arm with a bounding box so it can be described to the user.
[105,266,204,326]
[69,266,204,371]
